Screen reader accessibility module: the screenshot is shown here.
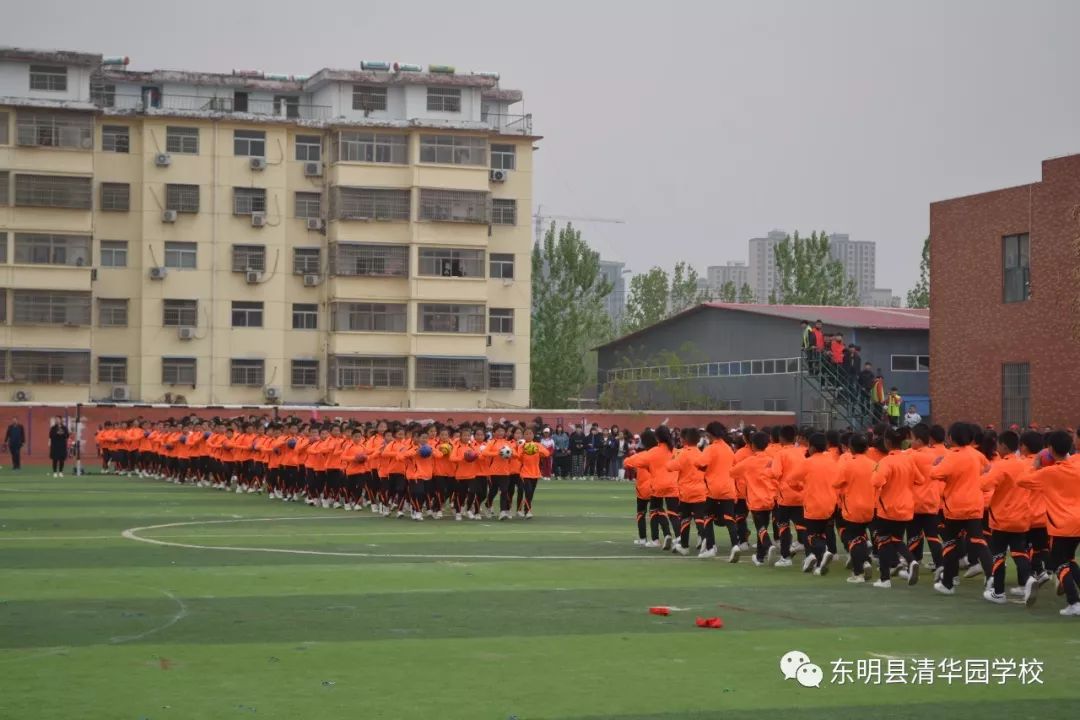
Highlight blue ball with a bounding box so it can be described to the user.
[179,434,188,443]
[418,444,433,458]
[287,438,297,449]
[203,431,211,439]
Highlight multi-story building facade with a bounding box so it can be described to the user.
[746,229,787,302]
[598,259,627,329]
[827,232,881,304]
[706,261,749,296]
[0,47,536,407]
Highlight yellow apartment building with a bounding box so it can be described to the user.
[0,48,536,407]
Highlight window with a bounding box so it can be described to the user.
[292,303,318,330]
[415,357,485,390]
[99,182,130,211]
[102,125,129,153]
[16,111,93,149]
[331,187,410,221]
[418,304,485,334]
[13,290,91,325]
[352,85,388,111]
[14,175,92,209]
[292,247,321,275]
[163,241,197,269]
[891,355,930,373]
[331,356,407,389]
[163,299,198,327]
[418,189,490,223]
[716,400,743,411]
[491,143,516,170]
[91,82,115,107]
[10,351,90,384]
[166,184,199,213]
[491,198,517,225]
[0,171,7,205]
[763,398,789,412]
[331,302,407,332]
[426,87,462,112]
[98,299,129,327]
[0,111,8,144]
[488,363,514,389]
[419,134,486,165]
[231,245,266,272]
[1003,233,1030,303]
[489,253,515,280]
[165,126,198,154]
[98,356,128,384]
[336,131,407,164]
[291,359,319,388]
[273,95,300,119]
[162,357,196,386]
[233,187,267,215]
[231,301,264,328]
[0,233,5,264]
[231,359,265,386]
[99,240,128,268]
[489,308,514,334]
[233,129,266,157]
[1002,362,1030,428]
[30,65,67,91]
[418,247,484,277]
[294,192,321,219]
[295,135,321,162]
[329,243,408,277]
[233,92,248,112]
[13,233,91,266]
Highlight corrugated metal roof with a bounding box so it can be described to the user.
[703,303,929,330]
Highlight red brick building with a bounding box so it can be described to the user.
[930,153,1080,428]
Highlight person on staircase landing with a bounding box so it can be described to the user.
[809,320,826,375]
[887,388,903,428]
[871,371,886,421]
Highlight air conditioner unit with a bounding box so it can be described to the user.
[303,274,319,287]
[149,266,167,280]
[245,270,260,284]
[250,157,267,171]
[111,386,130,401]
[251,212,266,227]
[12,389,31,402]
[304,161,323,177]
[490,169,508,183]
[305,217,324,231]
[155,153,172,167]
[264,386,281,400]
[178,326,195,340]
[162,209,178,223]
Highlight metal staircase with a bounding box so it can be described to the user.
[797,354,877,431]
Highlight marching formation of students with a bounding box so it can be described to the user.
[624,421,1080,618]
[94,416,551,521]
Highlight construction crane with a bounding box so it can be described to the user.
[533,204,625,245]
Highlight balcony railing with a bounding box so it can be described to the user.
[108,92,332,120]
[481,111,533,135]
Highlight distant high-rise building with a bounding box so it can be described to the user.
[866,288,901,308]
[706,261,749,295]
[747,230,788,303]
[828,233,877,303]
[599,260,627,327]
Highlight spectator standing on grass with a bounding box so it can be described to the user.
[48,417,70,477]
[585,424,603,476]
[539,427,555,479]
[616,429,633,479]
[569,424,587,477]
[5,417,25,470]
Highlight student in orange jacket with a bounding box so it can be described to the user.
[980,430,1038,606]
[518,427,549,520]
[666,427,714,558]
[399,430,433,520]
[731,438,754,550]
[907,424,946,569]
[870,428,924,588]
[624,426,679,550]
[786,433,838,575]
[832,434,877,583]
[483,425,516,521]
[451,428,486,520]
[697,422,741,562]
[730,432,779,567]
[1017,430,1080,616]
[430,427,456,518]
[770,425,808,565]
[627,429,656,547]
[1021,432,1052,586]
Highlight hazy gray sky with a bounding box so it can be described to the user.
[10,0,1080,296]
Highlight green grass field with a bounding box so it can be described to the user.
[1,469,1077,720]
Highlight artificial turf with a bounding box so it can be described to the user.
[0,469,1076,720]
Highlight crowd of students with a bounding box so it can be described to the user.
[623,420,1080,617]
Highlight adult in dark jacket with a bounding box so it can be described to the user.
[584,425,603,476]
[569,425,587,477]
[48,417,71,476]
[4,418,26,470]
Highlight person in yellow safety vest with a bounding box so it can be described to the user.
[871,371,886,422]
[887,388,903,428]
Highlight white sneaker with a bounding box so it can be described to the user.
[1036,570,1052,587]
[802,555,819,573]
[455,513,463,521]
[517,511,525,518]
[766,545,778,567]
[933,581,956,596]
[775,557,792,568]
[959,557,971,570]
[672,543,689,556]
[738,542,751,552]
[846,574,866,584]
[332,501,342,509]
[372,504,382,514]
[790,541,805,554]
[897,569,911,581]
[396,510,404,519]
[728,546,741,563]
[499,511,509,521]
[644,540,659,548]
[434,512,443,520]
[698,546,717,559]
[662,535,674,551]
[465,510,475,520]
[321,499,331,509]
[872,579,892,589]
[525,512,534,519]
[963,564,985,579]
[634,538,646,547]
[907,561,920,586]
[752,554,765,567]
[983,589,1007,605]
[1023,576,1039,607]
[235,487,244,494]
[818,551,834,576]
[472,513,482,521]
[414,512,424,522]
[1008,586,1026,597]
[1059,603,1080,617]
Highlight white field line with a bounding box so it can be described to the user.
[108,589,189,644]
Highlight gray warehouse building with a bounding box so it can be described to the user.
[596,303,929,428]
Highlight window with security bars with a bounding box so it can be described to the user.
[1002,362,1030,428]
[295,192,321,219]
[488,308,514,334]
[331,187,410,221]
[91,82,115,107]
[10,351,90,384]
[14,234,91,266]
[418,189,490,223]
[491,199,516,225]
[415,357,486,390]
[419,134,486,165]
[291,359,319,388]
[13,290,91,325]
[165,127,198,154]
[232,245,266,272]
[292,248,321,275]
[418,247,484,277]
[1003,233,1030,303]
[490,144,516,170]
[331,356,407,389]
[329,243,408,277]
[14,175,92,209]
[0,172,8,206]
[100,183,130,211]
[230,359,265,386]
[101,125,129,153]
[98,299,129,327]
[0,289,5,322]
[418,304,485,334]
[336,132,408,164]
[488,363,514,390]
[162,357,196,386]
[426,88,462,113]
[163,299,197,327]
[30,65,67,91]
[98,356,128,384]
[164,242,196,269]
[295,135,321,162]
[0,235,5,264]
[16,111,92,148]
[231,301,264,328]
[233,129,266,157]
[292,303,318,330]
[891,355,930,373]
[233,188,266,215]
[0,112,7,144]
[489,253,514,280]
[331,303,407,332]
[763,398,788,412]
[166,184,199,213]
[352,86,388,111]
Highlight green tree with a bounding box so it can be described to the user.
[622,266,669,333]
[737,283,756,303]
[669,261,707,313]
[652,341,707,409]
[718,280,737,302]
[773,230,859,305]
[530,223,612,408]
[905,236,930,308]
